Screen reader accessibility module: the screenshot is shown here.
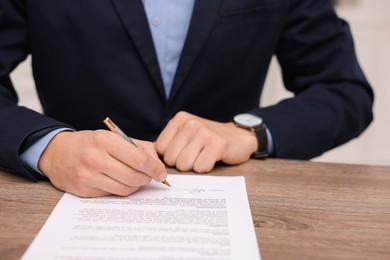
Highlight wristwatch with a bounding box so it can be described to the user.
[233,113,268,159]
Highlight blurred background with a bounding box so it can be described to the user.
[10,0,390,166]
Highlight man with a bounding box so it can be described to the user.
[0,0,373,197]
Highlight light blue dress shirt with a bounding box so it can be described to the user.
[20,0,273,174]
[142,0,195,96]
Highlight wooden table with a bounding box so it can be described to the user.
[1,159,390,259]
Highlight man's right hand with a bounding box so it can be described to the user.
[38,130,167,198]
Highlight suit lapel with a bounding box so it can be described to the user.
[169,0,224,103]
[111,0,165,99]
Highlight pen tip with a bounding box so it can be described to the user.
[162,180,171,188]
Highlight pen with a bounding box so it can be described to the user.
[103,117,171,188]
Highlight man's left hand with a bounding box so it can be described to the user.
[155,111,258,173]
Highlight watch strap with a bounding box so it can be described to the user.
[252,123,268,159]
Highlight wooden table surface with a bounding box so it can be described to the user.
[1,159,390,260]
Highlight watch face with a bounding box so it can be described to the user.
[234,114,263,128]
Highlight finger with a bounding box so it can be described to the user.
[162,120,202,167]
[156,111,193,154]
[155,119,180,155]
[97,153,153,187]
[47,172,112,198]
[135,141,168,182]
[174,134,204,172]
[175,125,224,173]
[192,134,227,173]
[135,139,161,161]
[193,145,221,173]
[92,173,140,196]
[54,168,140,198]
[67,187,112,198]
[105,133,166,182]
[80,170,141,197]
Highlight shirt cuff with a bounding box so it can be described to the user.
[20,128,73,175]
[265,127,275,156]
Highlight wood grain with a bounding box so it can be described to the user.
[1,159,389,259]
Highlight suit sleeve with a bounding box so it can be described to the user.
[252,0,374,159]
[0,0,71,180]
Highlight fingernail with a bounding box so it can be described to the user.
[158,171,167,182]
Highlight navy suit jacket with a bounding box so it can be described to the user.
[0,0,373,181]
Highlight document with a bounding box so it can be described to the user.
[22,175,261,260]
